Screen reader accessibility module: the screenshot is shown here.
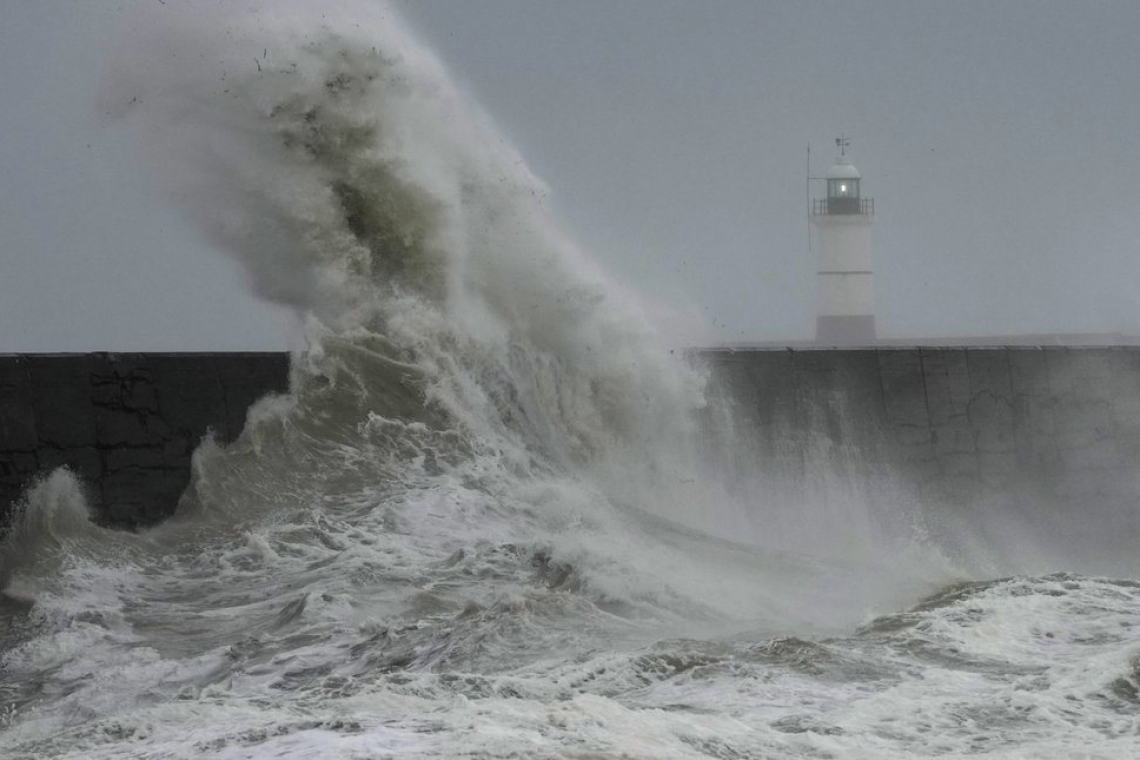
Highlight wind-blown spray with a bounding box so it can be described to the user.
[101,1,711,514]
[8,4,1126,757]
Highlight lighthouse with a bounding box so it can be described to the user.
[810,139,875,345]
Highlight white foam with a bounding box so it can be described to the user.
[6,3,1124,758]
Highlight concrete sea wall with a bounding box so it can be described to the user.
[3,348,1139,547]
[703,347,1140,491]
[0,353,289,528]
[701,347,1140,560]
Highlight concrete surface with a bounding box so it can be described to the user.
[700,347,1140,558]
[0,353,289,529]
[4,348,1139,545]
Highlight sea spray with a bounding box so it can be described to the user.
[0,4,1005,757]
[0,469,100,603]
[102,1,712,523]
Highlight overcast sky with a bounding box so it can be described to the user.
[3,0,1140,351]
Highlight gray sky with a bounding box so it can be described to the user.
[3,1,1140,350]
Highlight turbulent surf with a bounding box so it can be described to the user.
[3,3,1140,757]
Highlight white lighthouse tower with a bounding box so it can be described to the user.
[810,138,875,345]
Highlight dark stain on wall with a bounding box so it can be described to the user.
[0,353,289,530]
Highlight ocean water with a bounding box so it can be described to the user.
[4,4,1140,757]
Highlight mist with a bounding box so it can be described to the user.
[5,4,1140,757]
[4,1,1140,351]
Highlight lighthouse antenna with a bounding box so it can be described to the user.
[806,143,811,251]
[835,135,850,156]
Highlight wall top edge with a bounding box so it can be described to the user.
[0,352,290,358]
[693,345,1140,353]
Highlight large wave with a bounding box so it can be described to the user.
[102,0,704,472]
[0,3,745,736]
[9,3,1138,756]
[1,1,944,654]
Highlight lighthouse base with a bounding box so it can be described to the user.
[815,315,876,346]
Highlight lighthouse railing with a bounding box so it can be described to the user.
[811,198,874,217]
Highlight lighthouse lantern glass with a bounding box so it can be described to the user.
[827,178,859,199]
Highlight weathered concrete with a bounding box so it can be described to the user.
[0,353,289,529]
[5,348,1139,545]
[700,347,1140,556]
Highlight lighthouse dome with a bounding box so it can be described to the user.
[826,158,861,180]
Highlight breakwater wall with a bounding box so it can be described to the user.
[3,348,1139,548]
[701,347,1140,562]
[0,353,289,528]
